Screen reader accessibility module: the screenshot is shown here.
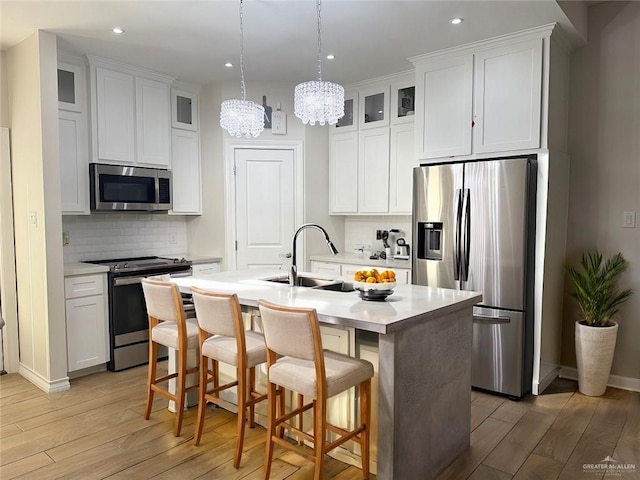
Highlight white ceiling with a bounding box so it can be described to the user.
[1,1,580,86]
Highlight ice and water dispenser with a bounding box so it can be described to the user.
[417,222,443,261]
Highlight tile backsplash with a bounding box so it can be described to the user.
[344,216,412,255]
[62,214,188,262]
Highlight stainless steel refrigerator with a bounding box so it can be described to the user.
[412,156,536,398]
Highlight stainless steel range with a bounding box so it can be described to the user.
[85,256,192,371]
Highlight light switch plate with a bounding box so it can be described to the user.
[622,211,636,228]
[271,110,287,135]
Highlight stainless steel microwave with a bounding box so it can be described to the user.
[89,163,172,212]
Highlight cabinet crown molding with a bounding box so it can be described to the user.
[84,54,176,83]
[345,69,414,91]
[409,23,556,65]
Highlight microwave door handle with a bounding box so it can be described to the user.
[461,188,471,282]
[454,188,462,281]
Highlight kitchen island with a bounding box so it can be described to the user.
[173,268,482,480]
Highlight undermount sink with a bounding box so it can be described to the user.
[263,275,354,292]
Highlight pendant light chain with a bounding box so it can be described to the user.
[239,0,246,101]
[317,0,322,81]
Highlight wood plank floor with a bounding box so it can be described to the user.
[1,365,638,479]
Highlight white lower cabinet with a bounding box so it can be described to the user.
[64,273,108,373]
[191,262,220,278]
[310,261,341,278]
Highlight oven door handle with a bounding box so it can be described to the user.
[171,270,193,278]
[113,276,146,286]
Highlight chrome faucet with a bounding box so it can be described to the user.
[290,223,339,286]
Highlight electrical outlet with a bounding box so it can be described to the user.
[622,211,636,228]
[62,231,70,246]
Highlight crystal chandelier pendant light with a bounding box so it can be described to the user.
[294,0,344,126]
[220,0,265,138]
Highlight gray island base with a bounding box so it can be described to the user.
[173,268,482,479]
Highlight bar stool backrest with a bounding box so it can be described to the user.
[141,279,182,323]
[191,289,239,338]
[258,301,320,362]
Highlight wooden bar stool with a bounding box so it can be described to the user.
[258,300,374,480]
[141,278,200,436]
[191,287,268,469]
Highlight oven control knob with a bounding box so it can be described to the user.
[112,264,120,271]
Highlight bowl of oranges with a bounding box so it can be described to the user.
[352,269,397,291]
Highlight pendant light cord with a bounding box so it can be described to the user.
[317,0,322,81]
[240,0,246,101]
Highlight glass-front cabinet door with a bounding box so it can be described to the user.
[359,85,390,129]
[57,61,86,113]
[171,88,199,131]
[333,90,358,133]
[391,75,415,124]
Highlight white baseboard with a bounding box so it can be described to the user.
[19,363,70,393]
[535,367,561,394]
[559,366,640,393]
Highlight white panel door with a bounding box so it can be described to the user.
[389,123,415,214]
[415,54,473,160]
[329,131,358,214]
[59,110,89,214]
[474,38,543,153]
[235,148,295,269]
[171,129,201,214]
[96,67,135,163]
[136,77,171,167]
[358,127,390,213]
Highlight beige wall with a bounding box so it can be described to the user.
[187,80,344,269]
[0,51,9,127]
[563,1,640,380]
[7,31,68,390]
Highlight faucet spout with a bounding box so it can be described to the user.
[289,223,339,286]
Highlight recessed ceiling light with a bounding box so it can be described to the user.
[112,26,125,34]
[225,62,233,68]
[450,18,463,25]
[326,54,335,60]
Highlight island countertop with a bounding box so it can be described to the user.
[172,267,481,335]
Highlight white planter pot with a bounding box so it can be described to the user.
[575,320,618,396]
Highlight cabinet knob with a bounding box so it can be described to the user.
[279,252,292,259]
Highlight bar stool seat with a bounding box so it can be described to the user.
[269,351,373,399]
[201,330,266,367]
[152,320,200,350]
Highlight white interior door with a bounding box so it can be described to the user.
[235,148,296,269]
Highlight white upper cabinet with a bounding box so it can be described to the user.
[390,75,416,125]
[329,131,359,214]
[473,39,543,153]
[136,77,171,167]
[57,61,86,113]
[171,129,201,214]
[96,67,136,164]
[59,110,89,214]
[358,127,390,213]
[415,55,473,159]
[411,27,550,161]
[389,123,415,214]
[359,84,390,129]
[89,57,175,167]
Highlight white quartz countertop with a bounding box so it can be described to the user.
[310,253,412,269]
[182,255,222,265]
[64,262,110,276]
[173,268,481,334]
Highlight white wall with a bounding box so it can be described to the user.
[7,31,69,391]
[0,51,9,127]
[562,1,640,381]
[62,215,188,262]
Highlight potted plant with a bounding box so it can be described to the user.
[566,251,632,396]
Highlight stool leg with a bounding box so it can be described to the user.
[193,356,208,446]
[313,397,327,480]
[297,393,304,445]
[174,347,187,436]
[359,379,371,479]
[249,366,256,428]
[144,340,158,420]
[234,366,247,469]
[264,381,278,479]
[277,386,286,439]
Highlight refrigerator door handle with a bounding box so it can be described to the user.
[454,188,463,281]
[461,188,471,281]
[473,314,511,324]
